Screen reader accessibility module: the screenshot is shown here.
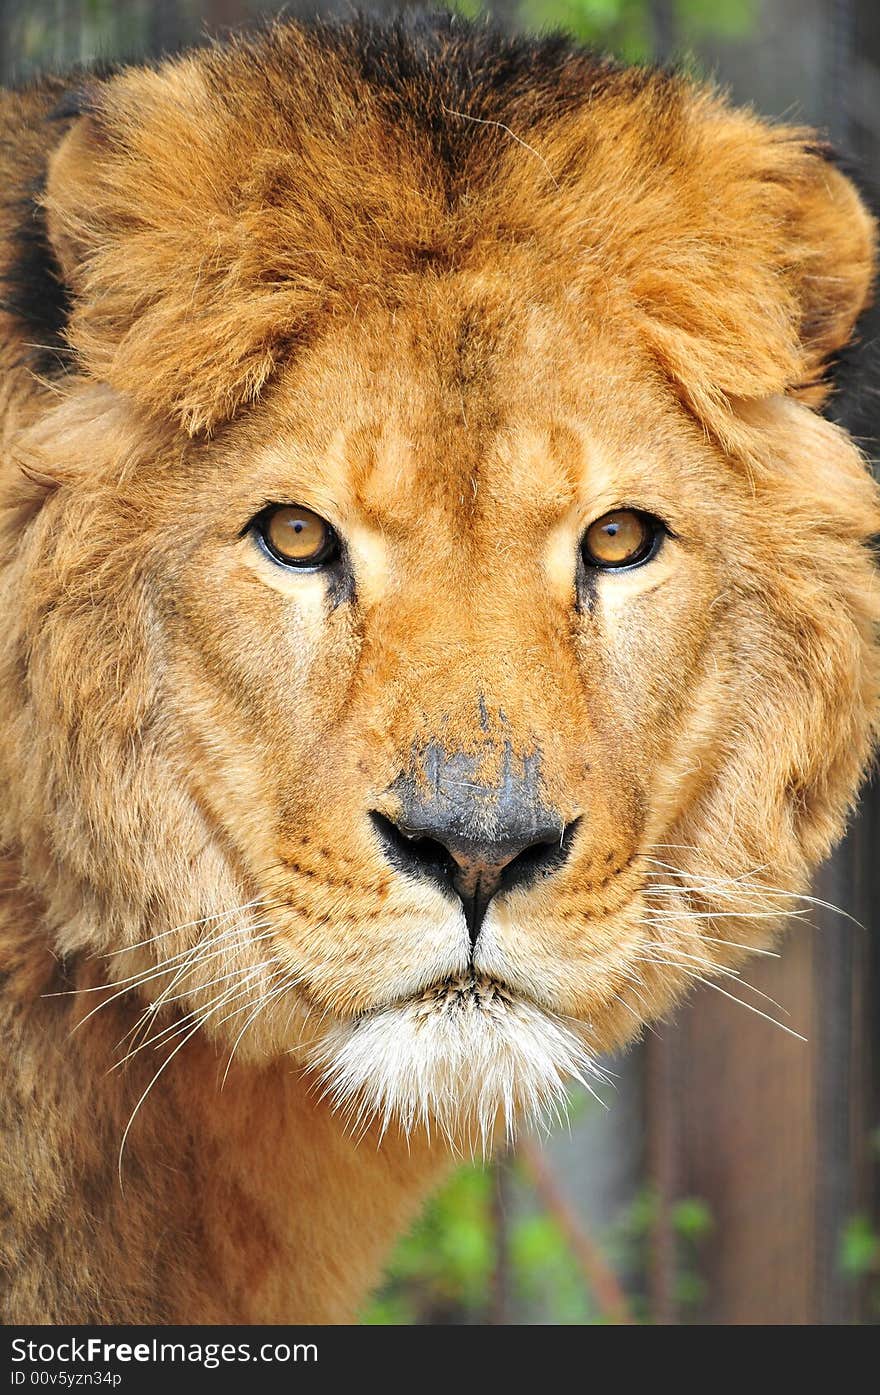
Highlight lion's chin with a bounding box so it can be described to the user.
[309,974,602,1149]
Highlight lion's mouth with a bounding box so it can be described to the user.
[310,969,597,1144]
[363,972,522,1022]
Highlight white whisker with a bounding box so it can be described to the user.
[631,954,806,1041]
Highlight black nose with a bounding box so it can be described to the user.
[370,809,577,944]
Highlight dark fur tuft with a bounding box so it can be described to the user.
[0,183,71,375]
[813,146,880,446]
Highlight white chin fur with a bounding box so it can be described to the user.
[309,977,602,1150]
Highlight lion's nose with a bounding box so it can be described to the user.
[370,807,577,945]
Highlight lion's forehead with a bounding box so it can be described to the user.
[221,290,694,545]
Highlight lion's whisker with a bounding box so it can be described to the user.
[78,923,280,1046]
[52,917,268,1004]
[116,969,268,1188]
[642,899,809,923]
[111,967,275,1069]
[637,941,790,1014]
[641,858,861,925]
[220,974,303,1089]
[631,954,806,1041]
[645,923,781,958]
[102,898,271,957]
[116,957,283,1066]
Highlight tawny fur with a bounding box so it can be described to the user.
[1,14,879,1323]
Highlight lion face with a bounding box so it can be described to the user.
[3,20,880,1144]
[163,298,725,1025]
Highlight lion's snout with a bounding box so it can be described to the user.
[371,734,575,943]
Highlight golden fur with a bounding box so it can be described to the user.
[1,14,879,1322]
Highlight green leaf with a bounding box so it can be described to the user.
[671,1197,714,1241]
[675,1272,708,1308]
[674,0,758,42]
[839,1216,880,1277]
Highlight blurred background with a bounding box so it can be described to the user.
[3,0,879,1325]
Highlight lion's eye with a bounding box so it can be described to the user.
[255,504,339,568]
[581,509,661,570]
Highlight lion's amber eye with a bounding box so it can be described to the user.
[256,504,339,568]
[581,509,660,570]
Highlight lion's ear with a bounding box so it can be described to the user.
[783,152,876,404]
[44,112,106,290]
[42,70,304,436]
[632,110,877,420]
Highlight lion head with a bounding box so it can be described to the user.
[2,16,879,1148]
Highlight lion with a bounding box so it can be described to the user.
[0,11,878,1324]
